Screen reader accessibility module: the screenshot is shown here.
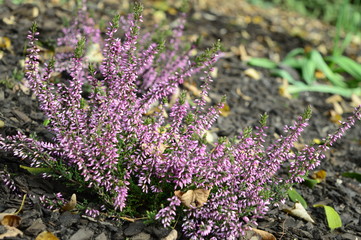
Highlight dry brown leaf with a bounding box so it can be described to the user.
[251,228,276,240]
[35,231,59,240]
[0,226,23,239]
[61,194,77,212]
[0,215,21,227]
[284,202,315,223]
[174,189,210,208]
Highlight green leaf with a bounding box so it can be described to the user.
[271,69,297,84]
[247,58,278,69]
[282,57,306,69]
[20,165,52,175]
[313,204,342,231]
[287,188,308,208]
[327,56,361,80]
[342,172,361,183]
[303,177,319,188]
[310,50,346,88]
[287,84,361,98]
[302,59,316,85]
[283,48,305,60]
[43,119,50,127]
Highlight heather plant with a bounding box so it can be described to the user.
[55,0,102,72]
[1,4,361,240]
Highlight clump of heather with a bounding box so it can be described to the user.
[1,4,361,239]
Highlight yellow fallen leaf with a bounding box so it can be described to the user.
[244,68,261,80]
[35,231,59,240]
[351,94,361,108]
[252,16,263,24]
[315,70,325,79]
[326,94,343,104]
[145,106,162,116]
[329,110,342,124]
[0,120,4,128]
[167,7,178,15]
[183,82,211,102]
[61,194,77,212]
[2,15,16,25]
[219,102,231,117]
[278,78,292,99]
[236,87,252,101]
[174,189,210,208]
[284,202,315,223]
[333,102,343,115]
[311,170,327,182]
[0,215,21,227]
[0,37,12,50]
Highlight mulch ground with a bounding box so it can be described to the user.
[0,0,360,239]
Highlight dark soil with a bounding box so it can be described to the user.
[1,1,361,239]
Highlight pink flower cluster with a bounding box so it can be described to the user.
[1,4,361,239]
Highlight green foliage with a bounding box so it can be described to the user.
[74,37,86,58]
[246,0,361,97]
[303,177,319,188]
[332,0,361,57]
[248,48,361,97]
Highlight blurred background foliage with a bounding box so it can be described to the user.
[247,0,361,27]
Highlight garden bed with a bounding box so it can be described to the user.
[0,0,360,239]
